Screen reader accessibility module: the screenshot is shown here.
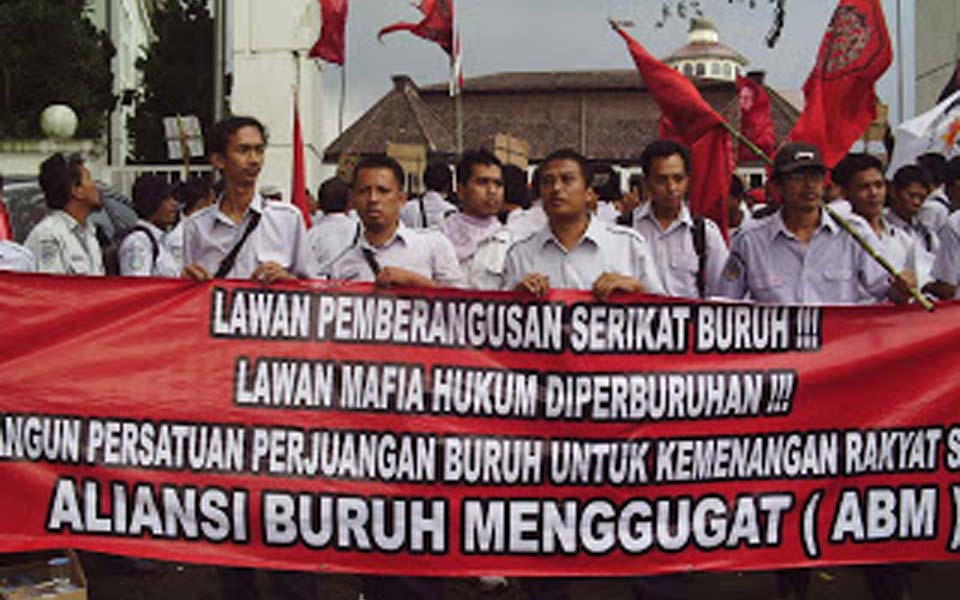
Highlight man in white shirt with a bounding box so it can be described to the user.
[440,149,504,264]
[503,148,664,299]
[308,176,360,273]
[25,153,104,276]
[182,116,317,283]
[842,153,919,297]
[326,155,464,288]
[119,174,180,277]
[630,140,728,299]
[165,177,217,275]
[399,161,457,229]
[916,152,952,233]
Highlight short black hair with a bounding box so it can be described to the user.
[833,153,884,188]
[917,153,947,185]
[502,164,531,209]
[318,176,350,213]
[39,153,85,210]
[457,149,502,186]
[591,163,622,201]
[423,162,452,194]
[892,165,932,191]
[208,116,268,156]
[177,177,213,213]
[730,174,746,198]
[352,155,405,190]
[944,156,960,187]
[640,140,691,176]
[541,148,593,184]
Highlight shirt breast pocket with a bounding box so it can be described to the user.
[669,252,699,275]
[823,267,853,282]
[749,267,786,291]
[67,253,91,274]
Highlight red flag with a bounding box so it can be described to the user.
[613,24,731,236]
[614,25,724,145]
[736,75,776,162]
[788,0,892,168]
[291,100,311,226]
[378,0,454,55]
[309,0,348,65]
[0,200,12,242]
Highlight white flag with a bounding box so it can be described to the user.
[888,91,960,176]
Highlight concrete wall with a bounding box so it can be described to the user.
[230,0,324,199]
[915,0,960,112]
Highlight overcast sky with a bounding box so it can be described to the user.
[316,0,912,148]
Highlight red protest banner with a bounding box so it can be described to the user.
[1,272,959,577]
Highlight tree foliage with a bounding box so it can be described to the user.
[0,0,115,138]
[658,0,787,47]
[127,0,213,163]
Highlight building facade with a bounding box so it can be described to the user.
[228,0,324,199]
[663,18,748,83]
[88,0,158,170]
[913,0,960,112]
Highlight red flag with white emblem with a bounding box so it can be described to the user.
[788,0,892,168]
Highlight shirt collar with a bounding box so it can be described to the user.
[136,219,165,237]
[769,207,839,242]
[884,208,918,232]
[635,202,692,230]
[213,193,265,226]
[539,216,604,251]
[360,221,410,250]
[53,209,90,233]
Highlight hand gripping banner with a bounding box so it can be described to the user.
[1,272,960,577]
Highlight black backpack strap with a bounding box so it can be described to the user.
[215,212,262,279]
[419,196,428,228]
[129,225,159,267]
[692,216,707,299]
[918,223,934,253]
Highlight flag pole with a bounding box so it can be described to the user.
[452,4,463,158]
[339,64,347,136]
[454,77,463,157]
[718,121,934,311]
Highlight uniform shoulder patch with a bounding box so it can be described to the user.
[722,257,743,282]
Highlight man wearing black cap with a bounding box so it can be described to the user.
[119,174,179,277]
[710,143,909,304]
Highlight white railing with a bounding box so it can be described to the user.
[108,165,215,197]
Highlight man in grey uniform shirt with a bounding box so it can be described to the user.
[182,116,316,283]
[181,116,321,600]
[326,155,464,288]
[503,148,663,299]
[710,143,910,305]
[25,153,104,276]
[630,140,728,298]
[308,176,359,273]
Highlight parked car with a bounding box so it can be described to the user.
[2,177,138,247]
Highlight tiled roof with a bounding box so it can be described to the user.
[324,75,455,161]
[324,70,801,165]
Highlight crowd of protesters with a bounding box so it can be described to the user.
[4,114,957,311]
[1,115,957,600]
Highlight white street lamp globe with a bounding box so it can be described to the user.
[40,104,79,139]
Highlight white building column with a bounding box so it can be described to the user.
[230,0,324,198]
